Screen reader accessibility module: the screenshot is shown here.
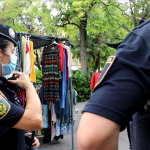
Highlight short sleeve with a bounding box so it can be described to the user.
[95,32,150,97]
[0,95,25,136]
[83,32,150,131]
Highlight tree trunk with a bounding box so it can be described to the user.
[98,49,101,72]
[79,14,88,74]
[94,49,101,72]
[34,50,41,70]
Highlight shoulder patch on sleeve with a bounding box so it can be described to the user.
[94,55,116,90]
[0,95,11,119]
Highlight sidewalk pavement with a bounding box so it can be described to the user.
[75,101,87,114]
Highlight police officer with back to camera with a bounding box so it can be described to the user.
[0,24,42,150]
[77,19,150,150]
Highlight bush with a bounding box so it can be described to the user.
[72,71,92,103]
[35,70,43,83]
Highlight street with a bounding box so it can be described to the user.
[38,114,130,150]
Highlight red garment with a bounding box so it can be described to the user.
[21,89,25,108]
[26,42,30,53]
[58,43,64,72]
[15,89,26,108]
[90,73,101,91]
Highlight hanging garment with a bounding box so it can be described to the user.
[26,42,30,52]
[22,38,27,73]
[43,104,49,129]
[40,81,47,105]
[15,40,22,72]
[19,37,23,72]
[54,100,61,119]
[64,47,69,80]
[51,102,56,141]
[21,89,25,108]
[63,45,72,77]
[37,129,42,136]
[52,102,56,122]
[43,129,51,144]
[26,40,31,77]
[60,123,65,135]
[55,119,60,136]
[68,123,72,134]
[72,89,78,121]
[29,41,36,82]
[63,123,68,135]
[58,43,64,72]
[90,73,101,92]
[48,104,51,136]
[62,79,70,122]
[62,48,70,122]
[60,50,67,109]
[41,46,61,102]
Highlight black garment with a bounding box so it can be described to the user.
[43,129,51,144]
[130,109,150,150]
[0,77,25,150]
[0,129,26,150]
[15,39,23,72]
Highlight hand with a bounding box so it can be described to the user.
[8,72,33,90]
[25,132,40,148]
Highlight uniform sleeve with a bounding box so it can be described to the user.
[83,32,150,131]
[0,95,25,136]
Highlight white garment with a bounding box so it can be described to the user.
[52,102,56,122]
[73,90,78,121]
[51,102,56,141]
[51,122,56,141]
[63,45,72,77]
[26,40,31,77]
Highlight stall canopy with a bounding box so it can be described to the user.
[101,41,121,49]
[17,32,73,49]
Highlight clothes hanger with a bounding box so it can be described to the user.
[27,35,31,41]
[48,38,58,46]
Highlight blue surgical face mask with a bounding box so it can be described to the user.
[0,50,17,76]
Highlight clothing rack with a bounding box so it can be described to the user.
[17,32,75,149]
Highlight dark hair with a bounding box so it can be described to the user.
[0,36,12,52]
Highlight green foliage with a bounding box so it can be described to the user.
[1,0,150,73]
[101,44,116,69]
[35,70,43,83]
[72,71,92,102]
[0,0,43,33]
[46,0,150,72]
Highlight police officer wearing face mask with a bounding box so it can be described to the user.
[0,24,42,150]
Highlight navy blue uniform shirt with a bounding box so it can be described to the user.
[83,19,150,131]
[0,90,26,149]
